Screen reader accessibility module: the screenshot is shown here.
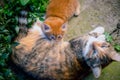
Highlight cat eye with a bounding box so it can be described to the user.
[62,24,66,29]
[44,24,50,31]
[101,43,110,48]
[61,23,67,31]
[44,25,50,30]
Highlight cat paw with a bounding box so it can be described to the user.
[74,10,80,17]
[74,4,80,17]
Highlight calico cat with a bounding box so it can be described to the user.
[12,17,120,80]
[42,0,80,41]
[70,27,120,78]
[12,19,81,80]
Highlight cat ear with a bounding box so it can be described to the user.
[61,22,67,31]
[109,52,120,61]
[36,19,42,26]
[42,23,51,32]
[89,26,105,34]
[91,67,101,78]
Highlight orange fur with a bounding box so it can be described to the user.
[16,30,40,52]
[43,0,80,41]
[92,41,110,58]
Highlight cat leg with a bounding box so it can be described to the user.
[74,3,80,17]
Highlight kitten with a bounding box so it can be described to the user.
[42,0,80,41]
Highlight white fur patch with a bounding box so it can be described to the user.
[89,26,105,34]
[83,27,106,57]
[83,36,104,57]
[83,36,106,57]
[30,21,45,38]
[97,35,106,41]
[83,36,97,57]
[19,18,27,24]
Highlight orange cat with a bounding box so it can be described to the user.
[42,0,80,41]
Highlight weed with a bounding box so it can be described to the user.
[104,32,120,52]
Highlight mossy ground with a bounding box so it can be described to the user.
[84,62,120,80]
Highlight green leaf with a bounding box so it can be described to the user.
[104,32,113,43]
[0,60,6,66]
[15,26,19,34]
[20,0,30,6]
[5,69,12,77]
[114,44,120,52]
[6,35,12,43]
[0,76,4,80]
[1,53,9,59]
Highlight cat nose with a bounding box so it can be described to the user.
[57,35,62,40]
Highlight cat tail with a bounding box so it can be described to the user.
[16,10,28,41]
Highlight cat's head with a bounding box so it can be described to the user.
[90,41,120,61]
[42,20,67,41]
[84,41,120,78]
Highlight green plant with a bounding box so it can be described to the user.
[104,32,113,43]
[0,0,48,80]
[114,44,120,52]
[104,32,120,52]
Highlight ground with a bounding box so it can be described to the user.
[66,0,120,40]
[65,0,120,80]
